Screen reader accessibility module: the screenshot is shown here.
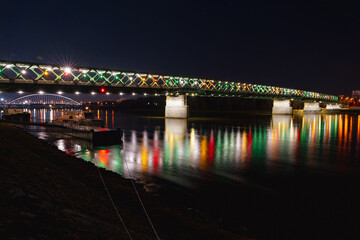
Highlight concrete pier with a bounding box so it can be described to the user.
[304,102,321,113]
[272,100,293,114]
[165,95,189,118]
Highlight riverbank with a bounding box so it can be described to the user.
[0,123,247,240]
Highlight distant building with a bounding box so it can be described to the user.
[352,90,360,99]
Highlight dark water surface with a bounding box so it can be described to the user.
[28,109,360,239]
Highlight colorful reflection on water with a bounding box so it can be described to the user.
[26,108,76,123]
[47,113,360,184]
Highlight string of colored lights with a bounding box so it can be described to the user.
[0,61,338,102]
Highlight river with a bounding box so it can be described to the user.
[24,108,360,239]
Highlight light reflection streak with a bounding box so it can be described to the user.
[200,136,208,170]
[241,131,248,163]
[234,129,241,164]
[105,110,108,127]
[112,110,115,128]
[153,129,160,174]
[349,116,353,144]
[358,116,360,142]
[141,131,148,172]
[222,129,229,163]
[339,115,343,146]
[344,115,348,146]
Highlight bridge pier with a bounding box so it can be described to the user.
[325,103,341,110]
[303,102,321,113]
[165,95,188,119]
[272,100,293,114]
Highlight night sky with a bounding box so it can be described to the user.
[1,0,359,101]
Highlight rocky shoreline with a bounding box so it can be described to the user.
[0,123,247,240]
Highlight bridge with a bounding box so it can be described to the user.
[7,94,80,108]
[0,60,340,118]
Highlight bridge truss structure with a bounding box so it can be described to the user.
[0,60,338,103]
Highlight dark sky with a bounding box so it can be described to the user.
[1,0,359,98]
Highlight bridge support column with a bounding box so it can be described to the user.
[272,100,292,114]
[165,95,188,118]
[303,102,321,113]
[325,103,341,110]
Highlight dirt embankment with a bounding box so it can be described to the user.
[0,123,247,240]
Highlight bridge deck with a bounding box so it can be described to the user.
[0,60,338,103]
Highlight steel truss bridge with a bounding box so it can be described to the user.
[0,60,338,103]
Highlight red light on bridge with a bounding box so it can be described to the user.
[100,87,106,93]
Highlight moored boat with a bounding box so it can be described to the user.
[53,111,122,146]
[53,111,104,128]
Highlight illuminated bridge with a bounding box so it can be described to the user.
[0,60,341,118]
[7,94,80,107]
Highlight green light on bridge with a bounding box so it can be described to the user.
[0,60,339,103]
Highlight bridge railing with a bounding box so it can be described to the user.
[0,61,338,102]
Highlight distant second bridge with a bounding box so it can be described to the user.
[7,94,80,108]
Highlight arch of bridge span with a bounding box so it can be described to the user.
[8,93,81,105]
